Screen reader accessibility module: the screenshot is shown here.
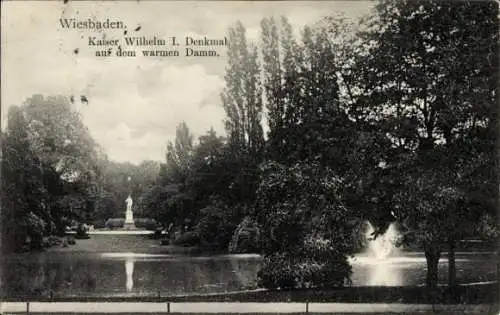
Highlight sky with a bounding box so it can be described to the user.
[2,1,373,164]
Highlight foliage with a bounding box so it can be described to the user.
[148,124,253,251]
[194,199,238,250]
[1,96,102,251]
[222,21,264,158]
[172,231,200,247]
[349,0,498,289]
[149,122,196,230]
[2,2,497,294]
[255,161,357,289]
[75,223,90,239]
[228,216,260,254]
[165,122,194,179]
[258,253,352,290]
[105,218,124,229]
[134,218,157,230]
[102,218,158,230]
[220,21,264,206]
[94,159,159,222]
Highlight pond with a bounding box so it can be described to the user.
[0,235,496,298]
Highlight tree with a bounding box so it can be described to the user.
[354,0,498,290]
[21,95,101,233]
[221,21,265,205]
[261,17,305,164]
[1,106,47,251]
[222,21,264,157]
[255,161,357,289]
[152,122,196,231]
[261,17,360,170]
[1,94,102,251]
[166,122,194,178]
[1,95,102,250]
[189,128,227,208]
[258,17,374,288]
[132,160,161,218]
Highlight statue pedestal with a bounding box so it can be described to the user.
[123,222,137,230]
[124,209,136,230]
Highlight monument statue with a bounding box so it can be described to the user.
[124,195,136,230]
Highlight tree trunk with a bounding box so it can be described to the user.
[424,243,441,290]
[448,238,457,289]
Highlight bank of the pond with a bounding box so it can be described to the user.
[2,283,497,305]
[166,283,498,304]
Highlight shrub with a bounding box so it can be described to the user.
[67,236,76,245]
[92,220,106,229]
[172,231,200,247]
[105,218,124,229]
[255,162,356,289]
[42,235,62,248]
[134,218,157,230]
[257,250,352,290]
[151,228,163,239]
[75,223,90,239]
[24,212,47,251]
[257,253,297,289]
[195,200,238,250]
[228,216,260,254]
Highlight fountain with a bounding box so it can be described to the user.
[349,221,404,286]
[365,221,400,260]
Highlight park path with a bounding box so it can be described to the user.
[1,302,496,314]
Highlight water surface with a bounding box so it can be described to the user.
[1,250,495,298]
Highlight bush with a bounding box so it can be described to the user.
[92,220,106,229]
[105,218,124,229]
[172,231,200,247]
[75,223,90,239]
[229,216,260,253]
[255,162,355,290]
[134,218,157,230]
[24,212,47,251]
[195,200,238,250]
[161,239,170,246]
[151,228,163,239]
[257,251,351,290]
[67,236,76,245]
[42,235,62,248]
[103,218,157,230]
[257,253,297,289]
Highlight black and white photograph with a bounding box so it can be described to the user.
[1,1,498,314]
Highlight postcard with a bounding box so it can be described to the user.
[1,1,498,314]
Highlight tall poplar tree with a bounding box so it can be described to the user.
[221,21,265,205]
[222,21,264,157]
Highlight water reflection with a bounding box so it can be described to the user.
[360,222,404,285]
[125,258,134,291]
[0,252,495,298]
[367,261,403,286]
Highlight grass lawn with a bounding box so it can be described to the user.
[47,234,201,255]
